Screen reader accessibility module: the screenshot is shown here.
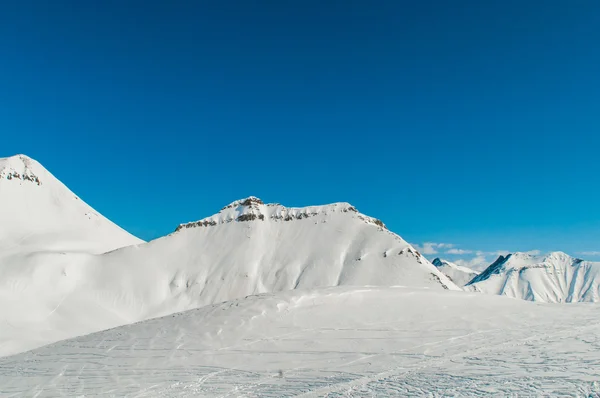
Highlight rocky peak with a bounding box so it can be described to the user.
[220,196,265,211]
[0,154,42,186]
[174,198,389,233]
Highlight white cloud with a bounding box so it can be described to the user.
[413,241,543,271]
[454,255,490,271]
[578,251,600,256]
[474,250,537,258]
[449,249,543,272]
[524,250,541,255]
[412,242,454,255]
[446,248,473,255]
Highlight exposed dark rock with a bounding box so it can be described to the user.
[2,171,41,185]
[241,197,264,206]
[236,213,258,222]
[372,219,385,228]
[430,273,449,289]
[174,219,217,232]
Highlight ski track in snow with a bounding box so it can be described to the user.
[1,287,599,397]
[2,155,600,396]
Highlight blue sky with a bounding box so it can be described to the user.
[1,1,599,267]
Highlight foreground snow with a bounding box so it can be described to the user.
[1,287,599,397]
[467,251,600,302]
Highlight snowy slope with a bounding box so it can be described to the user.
[432,257,478,287]
[0,154,142,253]
[1,286,599,397]
[466,251,600,302]
[0,195,459,356]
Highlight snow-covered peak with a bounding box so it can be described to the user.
[433,258,478,274]
[175,197,385,232]
[0,154,142,253]
[0,154,45,185]
[466,251,600,302]
[221,196,265,209]
[468,251,578,286]
[0,153,34,165]
[432,257,479,287]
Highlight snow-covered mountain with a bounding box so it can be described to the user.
[466,251,600,303]
[0,184,459,355]
[0,154,142,253]
[93,196,459,311]
[432,258,479,287]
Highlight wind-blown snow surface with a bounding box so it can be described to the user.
[0,154,142,253]
[1,286,599,397]
[432,257,478,287]
[467,251,600,302]
[0,192,458,356]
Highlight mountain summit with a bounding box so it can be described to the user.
[466,251,600,302]
[0,154,142,253]
[432,258,478,287]
[175,196,385,232]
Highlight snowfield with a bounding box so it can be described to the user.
[1,287,599,397]
[2,154,600,396]
[467,251,600,303]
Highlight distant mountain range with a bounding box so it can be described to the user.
[465,251,600,303]
[432,258,478,287]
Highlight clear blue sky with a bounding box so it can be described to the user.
[1,1,599,265]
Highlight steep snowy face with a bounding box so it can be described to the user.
[466,252,600,302]
[432,258,479,287]
[0,196,459,356]
[0,154,142,253]
[96,196,460,311]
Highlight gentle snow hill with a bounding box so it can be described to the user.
[432,257,478,287]
[0,195,459,356]
[466,251,600,303]
[1,286,599,397]
[0,154,142,253]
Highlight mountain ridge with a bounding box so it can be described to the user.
[0,155,459,356]
[466,251,600,302]
[174,196,387,232]
[432,257,479,287]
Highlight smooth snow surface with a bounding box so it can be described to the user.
[0,179,458,356]
[1,287,599,397]
[0,154,145,355]
[0,154,142,253]
[467,251,600,302]
[432,257,478,287]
